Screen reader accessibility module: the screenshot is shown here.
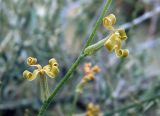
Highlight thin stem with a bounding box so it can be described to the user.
[40,76,50,102]
[83,0,112,50]
[38,0,112,115]
[104,94,160,116]
[84,36,109,55]
[70,92,79,116]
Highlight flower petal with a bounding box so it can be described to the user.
[103,14,116,30]
[43,65,59,78]
[49,58,58,67]
[27,57,37,65]
[23,70,39,81]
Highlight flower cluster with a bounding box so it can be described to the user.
[23,57,59,81]
[23,57,59,102]
[76,63,100,93]
[86,103,101,116]
[103,14,129,57]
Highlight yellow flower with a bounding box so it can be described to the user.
[23,57,59,81]
[117,28,127,40]
[104,33,120,52]
[103,14,129,58]
[27,57,37,65]
[103,14,116,30]
[115,49,129,57]
[23,70,39,81]
[23,57,59,102]
[84,14,129,58]
[43,64,59,78]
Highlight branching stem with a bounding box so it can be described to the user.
[38,0,112,115]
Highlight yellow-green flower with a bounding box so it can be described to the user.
[103,14,129,58]
[103,13,116,30]
[23,57,59,81]
[23,57,59,102]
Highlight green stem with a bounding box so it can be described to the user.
[40,75,50,102]
[84,36,109,55]
[38,0,112,115]
[83,0,112,50]
[104,94,160,116]
[70,92,79,116]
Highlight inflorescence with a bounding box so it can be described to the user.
[103,14,129,57]
[76,63,100,93]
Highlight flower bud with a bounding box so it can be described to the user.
[115,49,129,57]
[117,29,127,40]
[103,14,116,30]
[27,57,37,65]
[43,65,59,78]
[121,49,129,57]
[49,58,58,66]
[23,70,39,81]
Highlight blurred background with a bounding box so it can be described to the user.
[0,0,160,115]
